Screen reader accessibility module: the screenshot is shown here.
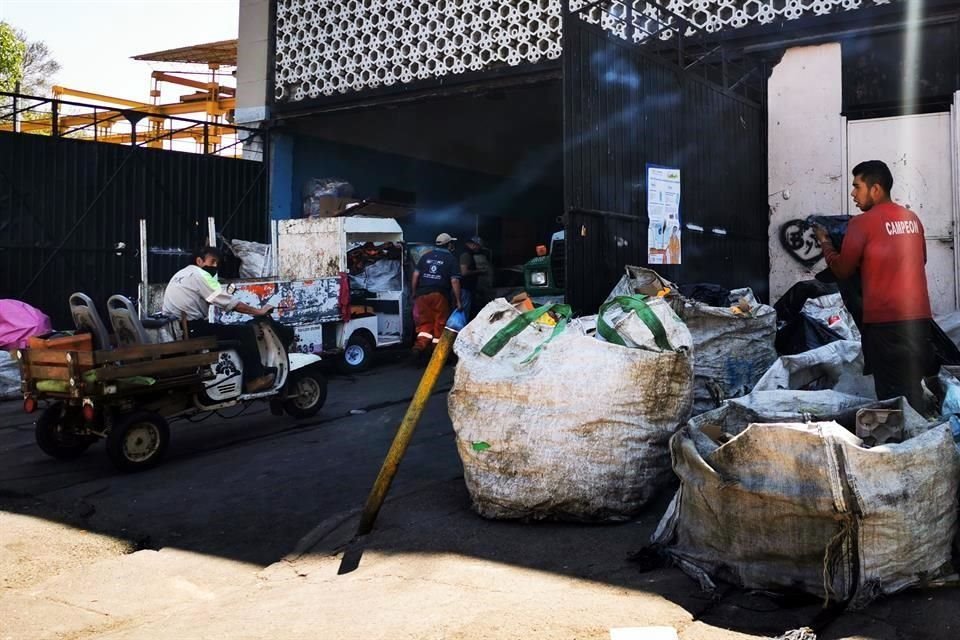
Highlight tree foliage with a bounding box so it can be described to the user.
[0,23,60,96]
[16,28,61,97]
[0,21,26,92]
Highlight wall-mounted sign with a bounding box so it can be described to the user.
[646,164,682,265]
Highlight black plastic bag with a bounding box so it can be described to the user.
[773,279,841,355]
[806,214,852,250]
[678,283,731,307]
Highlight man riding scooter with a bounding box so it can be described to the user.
[162,246,276,393]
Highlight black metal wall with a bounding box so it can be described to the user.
[563,21,769,314]
[0,132,268,327]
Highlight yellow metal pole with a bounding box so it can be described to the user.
[356,328,456,536]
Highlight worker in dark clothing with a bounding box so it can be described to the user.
[411,233,462,355]
[459,236,489,319]
[814,160,934,411]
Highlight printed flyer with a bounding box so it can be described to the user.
[646,165,682,265]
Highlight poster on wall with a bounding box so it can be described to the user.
[646,164,682,265]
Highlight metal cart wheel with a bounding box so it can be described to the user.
[106,411,170,473]
[35,402,97,461]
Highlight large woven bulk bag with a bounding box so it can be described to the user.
[653,413,959,607]
[678,290,777,415]
[606,266,777,414]
[449,298,694,521]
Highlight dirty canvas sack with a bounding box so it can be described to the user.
[1,351,21,400]
[449,298,694,521]
[693,389,876,437]
[607,267,777,414]
[653,416,959,607]
[606,266,679,309]
[349,259,401,293]
[753,340,876,399]
[679,289,777,415]
[228,239,272,279]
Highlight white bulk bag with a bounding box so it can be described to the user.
[449,298,694,521]
[228,238,273,279]
[752,340,876,399]
[606,266,777,414]
[653,415,959,607]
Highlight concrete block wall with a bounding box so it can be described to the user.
[237,0,271,126]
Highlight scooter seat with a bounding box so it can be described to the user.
[141,317,174,329]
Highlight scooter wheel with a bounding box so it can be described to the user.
[283,371,327,419]
[106,411,170,473]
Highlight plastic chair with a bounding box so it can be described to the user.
[68,293,111,351]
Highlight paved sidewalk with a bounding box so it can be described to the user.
[5,472,958,640]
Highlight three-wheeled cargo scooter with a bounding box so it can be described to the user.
[15,293,326,472]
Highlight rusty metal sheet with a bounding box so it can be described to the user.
[277,218,344,280]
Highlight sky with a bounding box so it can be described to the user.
[0,0,239,104]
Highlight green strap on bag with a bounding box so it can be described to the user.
[597,295,673,351]
[481,303,573,363]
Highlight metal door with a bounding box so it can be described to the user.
[561,2,770,313]
[0,130,268,327]
[846,111,958,314]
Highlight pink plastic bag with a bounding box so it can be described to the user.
[0,299,53,349]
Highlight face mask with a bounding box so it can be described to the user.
[202,266,218,278]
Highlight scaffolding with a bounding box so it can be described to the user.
[0,39,256,158]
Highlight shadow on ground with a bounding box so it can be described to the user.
[1,352,957,639]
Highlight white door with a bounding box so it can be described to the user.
[846,111,958,315]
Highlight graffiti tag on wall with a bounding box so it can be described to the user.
[779,219,822,267]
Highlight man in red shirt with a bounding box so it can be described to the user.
[814,160,933,411]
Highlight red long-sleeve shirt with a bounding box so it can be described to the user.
[822,202,932,324]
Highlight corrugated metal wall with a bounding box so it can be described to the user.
[563,20,769,314]
[0,132,268,327]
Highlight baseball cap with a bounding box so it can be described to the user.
[435,233,457,245]
[469,236,484,247]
